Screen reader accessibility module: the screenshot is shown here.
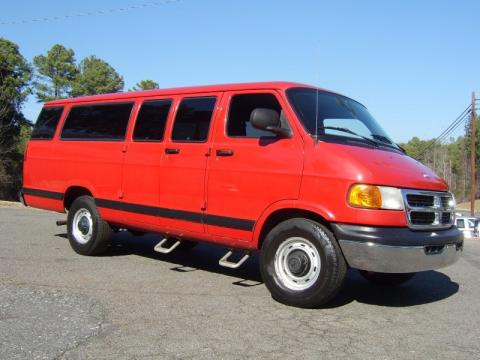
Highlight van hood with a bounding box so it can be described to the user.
[314,142,448,191]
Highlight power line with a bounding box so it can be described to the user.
[0,0,181,26]
[419,104,472,157]
[442,112,471,138]
[425,111,470,150]
[435,111,471,144]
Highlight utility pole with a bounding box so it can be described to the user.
[471,92,477,216]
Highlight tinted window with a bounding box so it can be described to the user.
[286,87,400,151]
[31,107,64,140]
[227,94,284,138]
[133,99,171,141]
[172,97,216,142]
[61,103,133,140]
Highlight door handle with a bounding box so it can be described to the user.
[216,149,234,157]
[165,148,180,154]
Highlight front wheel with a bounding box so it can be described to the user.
[67,196,112,256]
[260,218,347,308]
[359,271,416,286]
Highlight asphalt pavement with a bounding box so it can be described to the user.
[1,205,479,359]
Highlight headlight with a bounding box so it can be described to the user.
[348,184,404,210]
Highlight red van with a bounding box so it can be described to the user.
[21,82,462,307]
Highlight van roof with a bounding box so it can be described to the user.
[45,81,328,106]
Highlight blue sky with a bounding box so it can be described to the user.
[1,0,478,142]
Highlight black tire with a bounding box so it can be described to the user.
[359,271,415,286]
[67,195,112,256]
[260,218,347,308]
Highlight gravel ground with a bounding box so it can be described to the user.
[0,286,102,360]
[0,206,479,359]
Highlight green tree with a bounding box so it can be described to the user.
[72,56,124,96]
[33,44,78,102]
[131,79,159,91]
[400,136,432,160]
[0,38,32,199]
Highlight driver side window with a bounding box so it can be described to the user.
[227,93,289,138]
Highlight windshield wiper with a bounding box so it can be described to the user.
[320,126,379,147]
[371,134,402,150]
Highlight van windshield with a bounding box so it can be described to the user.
[286,87,400,151]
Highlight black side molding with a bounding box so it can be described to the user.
[95,198,255,231]
[21,187,256,232]
[23,188,64,200]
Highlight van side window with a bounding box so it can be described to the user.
[172,97,216,142]
[133,99,172,142]
[227,93,286,138]
[61,103,133,140]
[31,106,64,140]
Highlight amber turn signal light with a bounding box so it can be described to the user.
[348,184,382,209]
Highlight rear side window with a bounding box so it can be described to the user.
[31,106,64,140]
[227,93,283,138]
[172,97,216,142]
[133,99,171,142]
[61,103,133,140]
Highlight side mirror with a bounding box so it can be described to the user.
[250,108,292,138]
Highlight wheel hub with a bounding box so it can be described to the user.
[72,208,93,245]
[78,216,90,235]
[274,237,322,291]
[287,250,311,276]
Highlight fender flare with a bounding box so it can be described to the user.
[252,199,337,248]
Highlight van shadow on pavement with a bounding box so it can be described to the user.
[56,231,460,308]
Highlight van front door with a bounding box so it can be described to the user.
[159,95,218,234]
[206,91,304,244]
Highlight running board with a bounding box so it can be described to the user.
[154,238,181,254]
[219,251,250,269]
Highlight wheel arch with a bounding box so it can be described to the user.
[63,185,94,210]
[253,201,336,249]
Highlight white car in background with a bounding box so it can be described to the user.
[455,217,479,239]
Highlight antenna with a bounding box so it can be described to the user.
[314,42,320,145]
[315,86,319,144]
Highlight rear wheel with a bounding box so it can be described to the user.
[359,271,415,286]
[67,196,112,256]
[260,218,347,308]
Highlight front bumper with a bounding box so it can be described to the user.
[332,224,463,273]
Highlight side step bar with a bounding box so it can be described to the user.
[219,251,250,269]
[151,236,251,269]
[154,238,181,254]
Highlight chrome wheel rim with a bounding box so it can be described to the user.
[274,237,321,291]
[72,208,93,245]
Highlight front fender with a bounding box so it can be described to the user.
[252,200,337,248]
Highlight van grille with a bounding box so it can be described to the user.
[406,194,434,207]
[402,190,454,230]
[410,211,435,225]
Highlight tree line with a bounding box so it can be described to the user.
[0,38,159,200]
[400,118,478,205]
